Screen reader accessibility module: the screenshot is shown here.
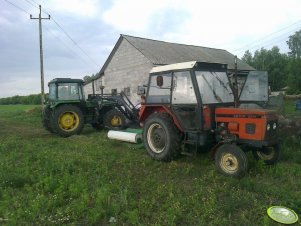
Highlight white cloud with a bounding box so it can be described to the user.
[46,0,100,17]
[0,16,11,26]
[103,0,301,55]
[103,0,180,32]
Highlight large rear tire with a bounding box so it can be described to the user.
[103,109,126,130]
[143,113,182,161]
[215,144,248,178]
[51,105,84,137]
[42,107,53,133]
[252,144,280,165]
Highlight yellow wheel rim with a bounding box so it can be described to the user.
[111,116,121,126]
[58,111,80,131]
[220,153,239,174]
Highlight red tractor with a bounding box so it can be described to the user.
[139,61,279,178]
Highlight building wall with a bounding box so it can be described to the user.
[83,80,94,99]
[83,78,104,99]
[84,38,153,105]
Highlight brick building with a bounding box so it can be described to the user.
[84,35,253,104]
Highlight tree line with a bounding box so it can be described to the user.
[241,30,301,94]
[0,94,42,105]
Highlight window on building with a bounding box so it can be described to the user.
[111,89,117,95]
[124,87,131,96]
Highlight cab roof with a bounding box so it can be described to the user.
[48,78,84,85]
[150,61,227,74]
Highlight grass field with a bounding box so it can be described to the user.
[283,99,301,117]
[0,105,300,225]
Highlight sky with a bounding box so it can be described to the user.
[0,0,301,98]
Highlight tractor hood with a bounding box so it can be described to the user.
[215,107,278,119]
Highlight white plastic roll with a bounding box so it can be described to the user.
[107,130,142,143]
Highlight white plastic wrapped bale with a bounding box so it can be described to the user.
[107,130,142,143]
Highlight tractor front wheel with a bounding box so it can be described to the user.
[51,105,84,137]
[143,113,181,161]
[252,144,280,165]
[215,144,248,178]
[103,109,126,130]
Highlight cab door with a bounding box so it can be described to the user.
[171,71,201,130]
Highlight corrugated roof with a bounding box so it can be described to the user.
[122,35,254,71]
[90,34,254,84]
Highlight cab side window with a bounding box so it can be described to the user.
[147,73,172,103]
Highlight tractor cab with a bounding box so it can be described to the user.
[140,61,270,130]
[48,78,85,103]
[139,61,279,178]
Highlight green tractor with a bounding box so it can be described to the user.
[42,78,139,137]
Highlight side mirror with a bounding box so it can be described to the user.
[137,86,145,95]
[156,75,163,87]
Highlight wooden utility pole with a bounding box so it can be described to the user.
[30,5,50,105]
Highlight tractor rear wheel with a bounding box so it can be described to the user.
[143,113,181,161]
[42,107,53,133]
[252,144,280,165]
[51,105,84,137]
[103,109,126,130]
[215,144,248,178]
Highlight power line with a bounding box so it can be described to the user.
[3,0,31,15]
[23,0,38,9]
[51,18,101,68]
[6,0,101,69]
[27,1,101,68]
[43,24,96,67]
[25,0,38,6]
[233,19,301,53]
[236,26,301,55]
[28,0,39,7]
[261,36,291,50]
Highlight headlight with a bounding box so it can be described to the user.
[273,122,277,130]
[267,123,271,131]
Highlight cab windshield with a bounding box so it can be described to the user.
[146,69,268,105]
[239,71,268,102]
[195,71,234,104]
[57,83,83,100]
